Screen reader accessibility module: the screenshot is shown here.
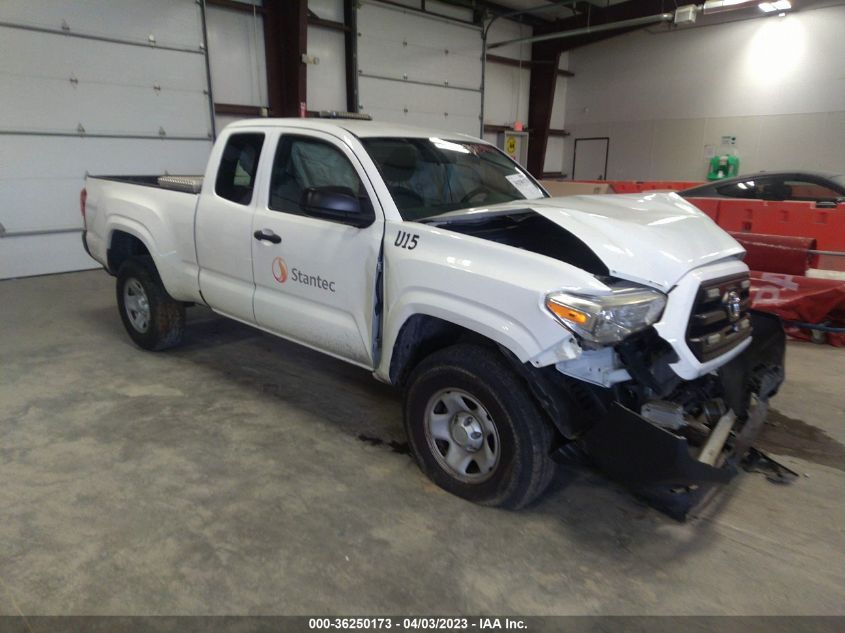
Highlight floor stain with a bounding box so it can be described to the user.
[357,433,411,455]
[758,408,845,473]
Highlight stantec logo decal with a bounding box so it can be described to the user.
[271,256,336,292]
[272,257,288,283]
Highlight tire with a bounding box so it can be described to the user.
[116,257,185,351]
[403,344,556,509]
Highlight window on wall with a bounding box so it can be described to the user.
[269,135,369,215]
[215,133,265,205]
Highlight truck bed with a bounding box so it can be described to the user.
[92,175,204,194]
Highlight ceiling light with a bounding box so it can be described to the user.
[759,0,791,12]
[703,0,756,13]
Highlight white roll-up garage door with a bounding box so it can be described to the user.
[357,1,482,136]
[0,0,213,279]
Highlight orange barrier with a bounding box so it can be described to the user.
[730,233,818,275]
[688,197,720,221]
[573,180,703,193]
[685,198,845,252]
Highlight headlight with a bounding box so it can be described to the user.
[545,285,666,344]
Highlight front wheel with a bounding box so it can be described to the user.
[116,257,185,351]
[404,344,556,509]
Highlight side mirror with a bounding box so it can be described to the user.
[301,186,374,228]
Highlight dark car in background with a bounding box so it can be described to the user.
[681,171,845,206]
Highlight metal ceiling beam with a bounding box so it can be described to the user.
[544,0,676,39]
[436,0,560,26]
[488,11,673,48]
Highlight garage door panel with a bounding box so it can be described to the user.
[0,0,203,50]
[358,1,482,136]
[307,27,346,111]
[366,107,478,136]
[357,2,481,90]
[0,28,208,91]
[1,180,89,233]
[0,1,211,278]
[359,2,479,51]
[358,39,480,89]
[0,136,210,181]
[206,6,268,107]
[0,75,210,137]
[0,231,96,279]
[359,77,479,115]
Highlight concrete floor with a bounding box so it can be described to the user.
[1,269,844,616]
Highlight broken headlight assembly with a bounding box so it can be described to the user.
[545,285,667,345]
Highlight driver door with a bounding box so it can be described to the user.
[251,129,384,368]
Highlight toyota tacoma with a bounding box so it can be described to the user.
[81,116,786,518]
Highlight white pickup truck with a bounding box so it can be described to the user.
[82,116,785,517]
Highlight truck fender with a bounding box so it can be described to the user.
[105,219,174,291]
[378,289,548,384]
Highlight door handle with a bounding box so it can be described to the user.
[253,229,281,244]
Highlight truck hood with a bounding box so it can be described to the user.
[425,193,745,291]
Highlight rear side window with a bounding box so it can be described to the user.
[215,133,265,205]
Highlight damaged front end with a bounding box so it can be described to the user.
[581,310,787,520]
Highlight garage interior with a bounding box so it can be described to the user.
[2,0,845,623]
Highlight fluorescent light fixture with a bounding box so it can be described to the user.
[759,0,791,12]
[702,0,757,13]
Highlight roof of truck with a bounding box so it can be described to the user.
[225,117,484,142]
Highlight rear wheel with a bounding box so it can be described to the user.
[404,344,556,509]
[116,257,185,350]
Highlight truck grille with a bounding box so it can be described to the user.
[686,273,752,362]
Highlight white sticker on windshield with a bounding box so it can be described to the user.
[505,172,544,200]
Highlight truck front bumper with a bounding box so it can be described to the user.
[582,311,786,520]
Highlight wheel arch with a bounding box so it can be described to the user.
[387,314,495,387]
[108,228,152,275]
[385,311,606,442]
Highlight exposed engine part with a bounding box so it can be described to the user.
[698,410,736,466]
[701,398,727,424]
[641,401,686,431]
[556,346,631,388]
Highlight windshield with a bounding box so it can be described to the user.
[361,137,547,221]
[830,174,845,190]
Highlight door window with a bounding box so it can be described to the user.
[269,135,369,216]
[215,133,265,205]
[715,179,762,199]
[783,180,840,201]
